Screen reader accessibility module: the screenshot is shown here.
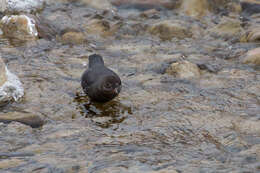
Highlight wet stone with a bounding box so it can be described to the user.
[34,15,58,40]
[0,112,44,128]
[241,0,260,16]
[111,0,179,10]
[209,16,242,38]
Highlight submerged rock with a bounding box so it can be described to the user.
[0,158,25,170]
[209,16,242,38]
[242,47,260,65]
[0,0,44,13]
[166,60,201,78]
[85,19,110,35]
[0,57,24,106]
[0,112,44,128]
[95,165,178,173]
[34,15,58,40]
[0,14,38,41]
[111,0,179,10]
[241,0,260,16]
[148,20,191,40]
[6,121,33,134]
[180,0,210,19]
[60,30,86,45]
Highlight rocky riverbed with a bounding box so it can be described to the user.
[0,0,260,172]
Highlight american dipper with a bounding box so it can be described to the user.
[81,54,121,102]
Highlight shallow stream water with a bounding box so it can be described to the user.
[0,0,260,172]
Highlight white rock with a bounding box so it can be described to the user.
[0,0,7,12]
[1,0,44,13]
[0,58,24,105]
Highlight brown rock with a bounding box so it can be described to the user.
[180,0,210,18]
[148,20,191,40]
[0,112,44,128]
[0,57,6,87]
[242,47,260,65]
[85,19,121,37]
[85,19,109,34]
[227,1,242,14]
[240,26,260,42]
[60,31,86,45]
[140,9,159,18]
[166,60,201,78]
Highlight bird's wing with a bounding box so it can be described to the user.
[81,66,105,86]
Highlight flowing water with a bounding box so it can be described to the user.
[0,0,260,172]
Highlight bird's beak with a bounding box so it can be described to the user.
[114,88,119,94]
[114,86,121,94]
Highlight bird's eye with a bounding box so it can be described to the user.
[105,83,112,88]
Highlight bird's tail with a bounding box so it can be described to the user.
[88,54,104,67]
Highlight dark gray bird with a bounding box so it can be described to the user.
[81,54,121,102]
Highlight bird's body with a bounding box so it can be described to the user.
[81,54,121,102]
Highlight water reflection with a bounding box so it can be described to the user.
[74,92,132,128]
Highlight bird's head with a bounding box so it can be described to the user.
[101,76,121,96]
